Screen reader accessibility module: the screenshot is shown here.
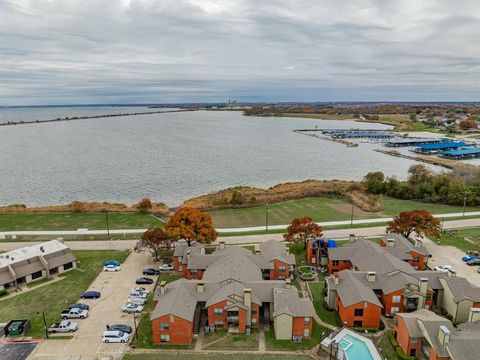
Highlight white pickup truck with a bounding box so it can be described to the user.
[48,320,78,333]
[61,308,89,319]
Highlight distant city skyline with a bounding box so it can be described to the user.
[1,0,479,106]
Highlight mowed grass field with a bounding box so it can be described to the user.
[0,250,130,338]
[0,212,165,231]
[0,197,478,231]
[209,196,480,228]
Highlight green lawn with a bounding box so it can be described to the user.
[202,329,259,350]
[264,320,326,351]
[307,280,340,327]
[377,330,401,360]
[0,212,165,231]
[0,250,130,338]
[209,196,480,229]
[436,227,480,252]
[133,273,186,349]
[124,354,312,360]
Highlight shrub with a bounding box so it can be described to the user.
[0,289,7,297]
[388,331,399,348]
[395,346,415,360]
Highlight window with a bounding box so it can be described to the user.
[251,307,257,314]
[31,271,43,280]
[411,337,418,344]
[353,320,362,328]
[278,276,286,280]
[392,295,401,303]
[190,269,198,275]
[409,349,416,356]
[214,320,224,328]
[214,308,223,316]
[251,318,257,325]
[160,334,170,343]
[412,257,419,262]
[426,293,431,301]
[278,265,286,272]
[332,260,339,266]
[391,307,400,314]
[160,322,169,331]
[179,265,183,271]
[304,328,310,337]
[304,317,311,324]
[63,262,73,270]
[354,309,364,317]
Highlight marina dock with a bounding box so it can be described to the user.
[442,148,480,160]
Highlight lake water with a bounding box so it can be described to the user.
[0,108,446,207]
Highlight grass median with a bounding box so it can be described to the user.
[0,249,130,338]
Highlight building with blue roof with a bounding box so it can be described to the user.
[413,141,472,154]
[442,148,480,160]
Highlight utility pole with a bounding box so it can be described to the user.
[40,311,48,339]
[104,209,110,239]
[132,312,139,340]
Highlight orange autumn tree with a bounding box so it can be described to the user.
[387,209,441,240]
[165,207,218,246]
[284,217,323,249]
[137,227,173,261]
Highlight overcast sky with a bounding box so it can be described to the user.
[1,0,479,105]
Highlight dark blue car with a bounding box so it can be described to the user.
[80,291,101,299]
[462,255,478,262]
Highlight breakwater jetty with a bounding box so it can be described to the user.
[294,129,358,147]
[0,109,193,127]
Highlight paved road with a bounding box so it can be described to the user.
[1,218,478,252]
[1,212,479,236]
[29,252,156,360]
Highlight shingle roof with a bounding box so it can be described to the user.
[328,238,414,274]
[203,253,263,283]
[260,240,295,265]
[396,309,448,338]
[150,282,198,322]
[334,270,383,308]
[206,281,260,307]
[448,321,480,360]
[272,288,315,317]
[381,233,430,258]
[440,277,480,302]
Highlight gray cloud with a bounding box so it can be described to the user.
[0,0,479,105]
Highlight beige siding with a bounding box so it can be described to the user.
[274,314,292,340]
[456,300,474,323]
[439,278,458,320]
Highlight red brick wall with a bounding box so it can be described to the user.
[306,243,318,265]
[327,260,351,274]
[251,303,260,327]
[269,260,290,280]
[173,256,181,272]
[337,298,381,329]
[238,307,247,333]
[183,268,204,279]
[382,290,404,315]
[429,347,449,360]
[395,315,422,357]
[292,316,313,338]
[151,314,193,345]
[207,300,227,329]
[409,250,426,270]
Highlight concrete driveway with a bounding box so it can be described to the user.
[29,251,157,360]
[423,238,480,287]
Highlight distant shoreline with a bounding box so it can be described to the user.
[0,108,193,127]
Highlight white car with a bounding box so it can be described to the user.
[434,265,456,273]
[131,287,149,295]
[102,330,130,343]
[122,303,144,313]
[159,264,174,271]
[129,296,147,305]
[103,264,121,272]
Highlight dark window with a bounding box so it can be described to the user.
[251,307,257,314]
[63,262,73,270]
[354,309,364,317]
[426,293,431,301]
[31,271,43,280]
[190,269,198,275]
[332,260,339,266]
[409,349,416,356]
[160,322,169,330]
[353,320,362,327]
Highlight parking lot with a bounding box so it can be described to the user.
[424,238,480,287]
[29,251,157,360]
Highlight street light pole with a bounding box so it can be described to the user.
[38,311,48,339]
[350,201,354,226]
[105,209,110,239]
[265,202,269,231]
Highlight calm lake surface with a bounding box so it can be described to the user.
[0,108,445,207]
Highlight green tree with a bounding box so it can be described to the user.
[363,172,386,194]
